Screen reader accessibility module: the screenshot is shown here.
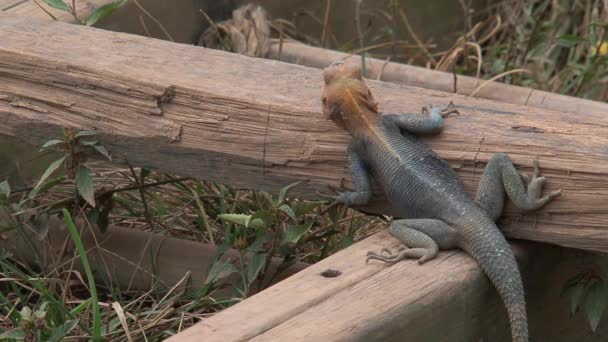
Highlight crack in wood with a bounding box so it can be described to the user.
[262,104,270,177]
[511,125,544,133]
[154,85,176,114]
[9,100,49,113]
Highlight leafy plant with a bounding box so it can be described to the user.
[216,181,330,296]
[562,268,608,332]
[0,129,112,243]
[42,0,127,26]
[0,303,79,342]
[37,128,111,209]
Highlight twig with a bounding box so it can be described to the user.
[465,41,483,85]
[457,0,472,75]
[79,207,115,302]
[321,0,332,47]
[469,68,531,97]
[128,166,154,230]
[199,9,231,50]
[376,56,391,81]
[43,177,190,212]
[111,302,133,342]
[477,15,502,45]
[397,7,437,66]
[190,188,215,244]
[139,15,152,37]
[71,0,78,24]
[133,0,174,41]
[31,0,58,21]
[278,20,284,61]
[349,40,435,55]
[354,0,367,77]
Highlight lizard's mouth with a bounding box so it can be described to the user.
[327,104,342,122]
[323,102,346,129]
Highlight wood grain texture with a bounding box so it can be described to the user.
[268,40,608,116]
[166,230,397,342]
[249,250,512,342]
[0,0,25,11]
[173,240,608,342]
[0,12,607,252]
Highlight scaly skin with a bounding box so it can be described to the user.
[321,57,561,342]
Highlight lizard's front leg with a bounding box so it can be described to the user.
[330,143,373,206]
[475,153,562,221]
[367,219,457,264]
[384,102,459,135]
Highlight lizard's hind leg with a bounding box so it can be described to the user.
[367,219,457,264]
[475,153,562,221]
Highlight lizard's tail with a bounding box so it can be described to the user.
[460,217,528,342]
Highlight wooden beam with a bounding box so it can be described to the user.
[169,236,608,341]
[1,12,607,252]
[0,0,23,11]
[0,217,308,294]
[268,40,608,117]
[167,230,401,342]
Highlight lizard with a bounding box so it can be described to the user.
[320,57,561,342]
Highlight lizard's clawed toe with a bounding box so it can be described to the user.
[522,157,562,209]
[519,172,531,183]
[550,189,563,197]
[532,157,541,177]
[379,247,393,256]
[440,101,460,118]
[366,252,398,264]
[542,189,562,202]
[366,245,431,264]
[366,247,401,264]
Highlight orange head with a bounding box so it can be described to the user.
[321,57,380,134]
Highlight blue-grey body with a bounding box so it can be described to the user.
[321,58,561,342]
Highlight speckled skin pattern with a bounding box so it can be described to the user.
[321,58,561,342]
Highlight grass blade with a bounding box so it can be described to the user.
[62,209,101,341]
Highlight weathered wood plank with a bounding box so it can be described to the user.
[170,237,608,342]
[0,217,308,294]
[0,13,607,252]
[248,251,512,342]
[0,0,25,11]
[268,40,608,117]
[167,230,396,341]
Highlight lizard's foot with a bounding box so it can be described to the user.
[524,158,562,209]
[366,245,437,265]
[439,101,460,118]
[421,101,460,118]
[316,183,372,207]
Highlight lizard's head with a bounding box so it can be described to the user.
[321,57,379,133]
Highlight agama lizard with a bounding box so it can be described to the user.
[321,57,561,342]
